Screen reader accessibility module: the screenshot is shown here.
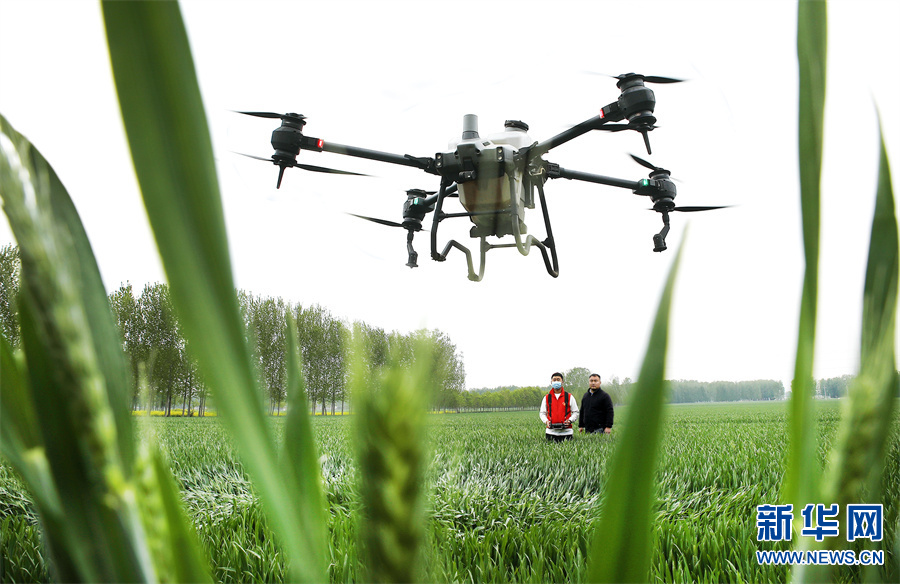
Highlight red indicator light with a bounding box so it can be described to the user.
[600,110,605,119]
[317,139,324,149]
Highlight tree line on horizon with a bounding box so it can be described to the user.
[479,375,897,407]
[466,371,786,410]
[0,244,873,414]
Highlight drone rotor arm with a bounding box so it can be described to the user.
[544,163,640,191]
[529,114,611,159]
[319,141,436,173]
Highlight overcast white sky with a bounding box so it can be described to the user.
[1,0,898,390]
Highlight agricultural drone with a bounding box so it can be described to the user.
[238,73,727,281]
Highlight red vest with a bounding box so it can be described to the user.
[546,390,571,424]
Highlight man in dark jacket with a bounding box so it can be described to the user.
[578,373,613,434]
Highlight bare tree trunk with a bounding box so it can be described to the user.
[186,370,194,416]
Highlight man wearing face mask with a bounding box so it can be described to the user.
[539,372,579,442]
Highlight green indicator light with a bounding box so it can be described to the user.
[640,179,650,187]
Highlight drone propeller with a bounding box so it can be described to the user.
[613,73,685,85]
[347,188,441,268]
[235,110,306,121]
[347,213,408,229]
[348,212,424,268]
[605,124,656,154]
[235,152,368,188]
[584,71,686,85]
[597,122,660,135]
[669,205,730,212]
[630,154,671,176]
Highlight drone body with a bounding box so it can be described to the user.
[238,74,727,281]
[445,115,531,239]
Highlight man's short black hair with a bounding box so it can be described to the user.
[589,373,601,381]
[551,372,564,381]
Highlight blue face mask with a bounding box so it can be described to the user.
[551,381,562,390]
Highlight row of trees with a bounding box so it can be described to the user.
[108,282,206,416]
[666,379,785,403]
[106,283,467,416]
[0,245,466,416]
[819,374,853,398]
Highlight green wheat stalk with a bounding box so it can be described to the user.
[352,337,435,583]
[0,113,210,583]
[823,129,897,503]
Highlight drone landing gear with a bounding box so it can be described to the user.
[512,177,559,277]
[428,179,487,281]
[434,237,489,282]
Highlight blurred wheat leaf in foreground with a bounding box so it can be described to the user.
[0,113,210,582]
[789,1,898,582]
[785,0,827,518]
[803,126,898,584]
[586,238,684,583]
[101,1,328,581]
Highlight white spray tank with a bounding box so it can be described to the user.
[488,119,531,150]
[449,116,531,235]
